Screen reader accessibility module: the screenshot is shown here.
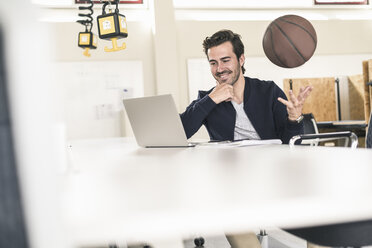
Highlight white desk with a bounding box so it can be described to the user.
[61,137,372,247]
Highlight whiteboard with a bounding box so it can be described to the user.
[187,54,372,102]
[53,60,144,140]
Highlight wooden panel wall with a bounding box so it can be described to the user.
[348,74,365,120]
[362,60,372,124]
[283,77,337,122]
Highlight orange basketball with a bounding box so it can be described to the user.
[263,15,317,68]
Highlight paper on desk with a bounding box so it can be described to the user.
[197,139,282,147]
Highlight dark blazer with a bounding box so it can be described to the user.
[180,77,304,144]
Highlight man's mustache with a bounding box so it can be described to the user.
[216,70,232,77]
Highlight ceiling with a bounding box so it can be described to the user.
[31,0,371,9]
[32,0,372,22]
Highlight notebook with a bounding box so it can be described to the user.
[123,94,195,148]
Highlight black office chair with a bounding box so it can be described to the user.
[303,113,319,135]
[284,112,372,248]
[290,131,359,148]
[285,219,372,248]
[290,113,359,148]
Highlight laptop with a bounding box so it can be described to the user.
[123,94,195,147]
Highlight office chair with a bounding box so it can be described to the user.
[301,113,320,146]
[284,220,372,248]
[283,111,372,248]
[290,113,359,148]
[289,131,358,148]
[303,113,319,135]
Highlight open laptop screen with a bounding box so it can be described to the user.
[123,94,192,147]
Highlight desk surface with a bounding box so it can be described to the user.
[61,138,372,247]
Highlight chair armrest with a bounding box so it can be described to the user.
[289,131,358,148]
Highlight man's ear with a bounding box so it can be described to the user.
[239,54,245,65]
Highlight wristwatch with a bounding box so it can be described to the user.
[289,114,304,124]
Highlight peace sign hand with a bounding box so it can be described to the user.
[277,86,313,121]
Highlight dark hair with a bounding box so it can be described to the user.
[203,29,245,74]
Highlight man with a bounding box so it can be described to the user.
[180,29,312,144]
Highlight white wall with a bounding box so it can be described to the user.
[49,7,372,140]
[187,54,372,102]
[176,20,372,109]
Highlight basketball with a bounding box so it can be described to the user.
[262,15,317,68]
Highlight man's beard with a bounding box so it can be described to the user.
[214,65,241,85]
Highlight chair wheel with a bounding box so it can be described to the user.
[194,237,205,247]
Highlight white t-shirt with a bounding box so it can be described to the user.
[231,101,261,140]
